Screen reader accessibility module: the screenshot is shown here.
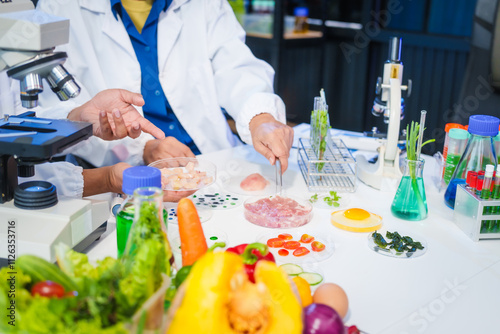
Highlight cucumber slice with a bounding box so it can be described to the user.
[280,263,303,276]
[298,272,323,286]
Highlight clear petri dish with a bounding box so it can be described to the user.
[330,208,382,233]
[367,230,427,259]
[148,157,216,191]
[244,195,313,228]
[258,231,334,264]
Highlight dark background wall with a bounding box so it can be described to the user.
[246,0,481,155]
[33,0,489,155]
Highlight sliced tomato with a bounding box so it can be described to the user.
[293,247,310,257]
[267,238,285,248]
[31,281,65,298]
[278,233,293,240]
[300,234,315,243]
[311,241,326,252]
[278,249,290,256]
[284,240,301,250]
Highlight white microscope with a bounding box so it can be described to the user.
[357,37,412,190]
[0,0,109,264]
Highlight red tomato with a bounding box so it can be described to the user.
[267,238,284,248]
[300,234,315,243]
[278,249,289,256]
[278,233,293,240]
[311,241,326,252]
[31,281,65,298]
[284,240,301,250]
[293,247,310,257]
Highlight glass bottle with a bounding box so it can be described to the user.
[444,115,499,209]
[123,187,173,275]
[494,132,500,164]
[116,166,167,258]
[293,7,309,33]
[391,158,428,221]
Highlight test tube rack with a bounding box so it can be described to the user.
[298,137,357,192]
[454,184,500,241]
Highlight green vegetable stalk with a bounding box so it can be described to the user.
[310,106,330,172]
[405,121,434,215]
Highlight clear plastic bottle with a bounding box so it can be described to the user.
[443,128,468,185]
[116,166,166,257]
[122,187,173,270]
[442,123,465,164]
[122,187,174,313]
[444,115,499,208]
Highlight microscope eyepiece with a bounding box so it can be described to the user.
[388,36,402,63]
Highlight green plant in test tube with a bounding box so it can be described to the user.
[310,96,330,172]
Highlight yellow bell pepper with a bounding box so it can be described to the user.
[167,252,303,334]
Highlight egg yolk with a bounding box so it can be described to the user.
[343,208,371,220]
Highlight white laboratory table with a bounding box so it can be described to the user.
[87,140,500,334]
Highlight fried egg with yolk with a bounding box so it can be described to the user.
[331,208,382,232]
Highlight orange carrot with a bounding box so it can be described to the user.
[177,198,208,266]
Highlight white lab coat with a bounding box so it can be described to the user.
[33,0,286,169]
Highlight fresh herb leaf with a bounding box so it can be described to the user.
[309,194,319,203]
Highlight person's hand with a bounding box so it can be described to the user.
[143,137,195,165]
[249,113,294,173]
[162,189,197,203]
[106,162,132,194]
[68,89,165,141]
[82,162,131,197]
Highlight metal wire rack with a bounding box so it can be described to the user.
[298,137,357,192]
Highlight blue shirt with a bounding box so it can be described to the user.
[111,0,200,155]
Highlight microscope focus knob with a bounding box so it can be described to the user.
[18,165,35,178]
[375,77,383,95]
[406,79,412,97]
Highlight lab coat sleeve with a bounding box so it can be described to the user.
[22,162,85,198]
[59,133,152,167]
[206,0,287,145]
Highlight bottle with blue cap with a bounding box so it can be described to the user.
[444,115,499,208]
[116,166,167,257]
[294,7,309,33]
